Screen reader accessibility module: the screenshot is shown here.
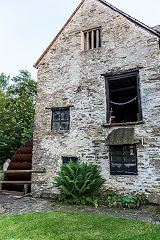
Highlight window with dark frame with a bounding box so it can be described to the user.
[105,71,142,124]
[51,107,70,131]
[84,27,102,51]
[109,145,137,175]
[62,156,78,165]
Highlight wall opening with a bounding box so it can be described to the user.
[83,27,102,51]
[51,107,70,131]
[105,71,142,123]
[62,156,78,165]
[109,144,137,175]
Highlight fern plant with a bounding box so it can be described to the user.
[54,160,105,205]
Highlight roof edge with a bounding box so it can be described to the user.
[34,0,160,69]
[34,0,86,69]
[152,25,160,33]
[99,0,160,38]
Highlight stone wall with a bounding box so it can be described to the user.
[32,0,160,203]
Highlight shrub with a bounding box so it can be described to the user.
[54,160,105,205]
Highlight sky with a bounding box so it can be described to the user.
[0,0,159,80]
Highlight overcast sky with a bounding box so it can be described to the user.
[0,0,159,80]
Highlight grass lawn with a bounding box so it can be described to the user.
[0,211,159,240]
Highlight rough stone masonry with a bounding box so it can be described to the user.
[32,0,160,204]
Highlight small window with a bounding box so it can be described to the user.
[51,107,70,131]
[83,27,102,51]
[62,156,78,164]
[105,71,142,124]
[109,145,137,175]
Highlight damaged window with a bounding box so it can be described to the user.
[105,71,142,124]
[109,145,137,175]
[83,27,102,51]
[51,107,70,131]
[62,156,78,165]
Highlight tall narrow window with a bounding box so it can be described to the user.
[105,71,142,124]
[83,27,102,51]
[51,107,70,131]
[109,145,137,175]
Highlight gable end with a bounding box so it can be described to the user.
[34,0,160,69]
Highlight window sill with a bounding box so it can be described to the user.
[51,130,70,134]
[83,47,102,52]
[102,121,144,128]
[110,173,138,176]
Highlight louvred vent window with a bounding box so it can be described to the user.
[83,27,102,51]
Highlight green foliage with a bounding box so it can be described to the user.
[0,70,36,167]
[54,160,105,205]
[0,211,160,240]
[0,73,10,90]
[99,189,148,209]
[77,205,85,210]
[50,202,56,207]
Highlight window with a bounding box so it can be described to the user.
[105,71,142,124]
[109,145,137,175]
[62,156,78,164]
[51,107,70,131]
[83,27,102,51]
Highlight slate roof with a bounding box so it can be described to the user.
[105,128,135,145]
[34,0,160,68]
[152,25,160,33]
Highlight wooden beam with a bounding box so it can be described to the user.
[23,184,28,195]
[0,181,44,184]
[0,170,45,173]
[92,31,94,49]
[96,29,99,48]
[87,32,89,50]
[0,181,32,184]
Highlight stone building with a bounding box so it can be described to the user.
[32,0,160,203]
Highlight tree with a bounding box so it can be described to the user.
[0,70,36,167]
[0,88,11,166]
[0,73,10,91]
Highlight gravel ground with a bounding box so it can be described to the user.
[0,193,160,225]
